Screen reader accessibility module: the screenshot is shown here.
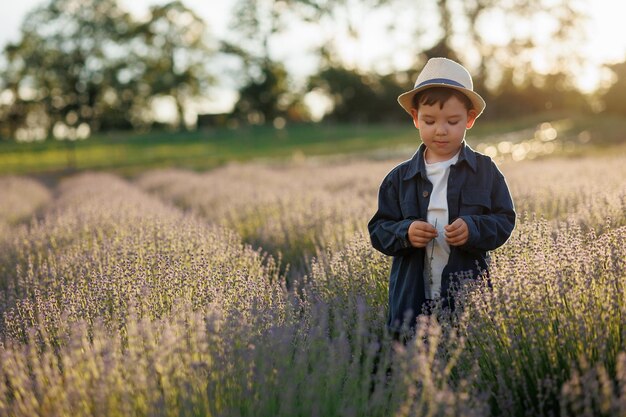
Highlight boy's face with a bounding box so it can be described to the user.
[410,94,478,163]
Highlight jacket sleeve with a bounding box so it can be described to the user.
[368,177,416,257]
[459,168,516,253]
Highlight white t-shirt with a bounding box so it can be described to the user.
[423,150,460,299]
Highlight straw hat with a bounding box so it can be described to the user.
[397,57,486,117]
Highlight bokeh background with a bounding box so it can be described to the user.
[0,0,625,174]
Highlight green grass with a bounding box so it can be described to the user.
[1,112,624,176]
[0,124,414,175]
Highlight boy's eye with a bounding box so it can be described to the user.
[449,121,459,125]
[424,120,435,125]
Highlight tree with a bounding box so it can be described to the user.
[304,0,591,120]
[232,59,293,124]
[487,69,589,119]
[428,0,589,113]
[290,0,400,122]
[0,0,216,139]
[133,1,214,130]
[225,0,307,125]
[1,0,136,140]
[602,61,626,116]
[308,66,407,123]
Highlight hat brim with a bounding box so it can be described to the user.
[397,83,486,118]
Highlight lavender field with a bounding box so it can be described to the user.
[1,151,626,417]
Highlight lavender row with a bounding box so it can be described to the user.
[0,152,624,416]
[0,173,287,343]
[0,176,52,240]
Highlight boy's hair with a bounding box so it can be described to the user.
[412,87,474,111]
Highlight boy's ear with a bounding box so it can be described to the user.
[410,108,419,128]
[466,109,478,129]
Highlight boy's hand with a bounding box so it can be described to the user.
[445,218,469,246]
[407,220,438,248]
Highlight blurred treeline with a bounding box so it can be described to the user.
[1,0,625,142]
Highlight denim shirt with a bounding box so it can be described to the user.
[368,142,516,331]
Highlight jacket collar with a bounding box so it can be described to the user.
[402,141,477,180]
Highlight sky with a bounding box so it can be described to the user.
[2,0,626,116]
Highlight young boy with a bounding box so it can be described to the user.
[368,57,515,334]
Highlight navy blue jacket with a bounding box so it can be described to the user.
[368,142,515,331]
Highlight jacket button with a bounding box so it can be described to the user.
[423,191,429,197]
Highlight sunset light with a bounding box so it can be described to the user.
[3,0,626,115]
[1,1,626,415]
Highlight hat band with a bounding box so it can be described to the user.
[415,78,467,89]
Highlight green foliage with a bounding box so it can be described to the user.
[603,62,626,116]
[0,0,600,138]
[0,0,215,139]
[308,66,409,123]
[0,0,136,138]
[232,60,300,124]
[1,112,624,175]
[487,70,591,119]
[133,1,214,130]
[0,122,419,174]
[225,0,309,125]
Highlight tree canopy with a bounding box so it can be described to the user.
[0,0,619,140]
[0,0,215,140]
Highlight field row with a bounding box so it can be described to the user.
[0,152,625,416]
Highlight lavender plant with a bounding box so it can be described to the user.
[135,161,387,274]
[451,217,626,416]
[503,156,626,229]
[0,295,488,417]
[0,152,625,417]
[0,173,287,345]
[0,176,51,240]
[0,176,51,224]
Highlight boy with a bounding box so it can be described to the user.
[368,57,515,334]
